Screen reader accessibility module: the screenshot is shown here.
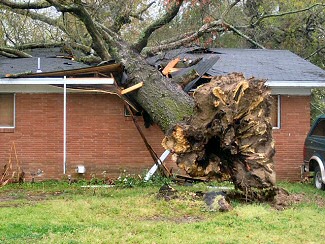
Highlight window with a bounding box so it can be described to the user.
[311,120,325,137]
[271,95,280,129]
[0,93,15,128]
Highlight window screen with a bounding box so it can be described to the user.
[270,95,280,128]
[0,94,15,127]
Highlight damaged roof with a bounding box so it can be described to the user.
[147,47,325,84]
[0,57,90,78]
[0,47,90,78]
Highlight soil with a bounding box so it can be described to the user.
[156,185,325,211]
[0,190,63,208]
[272,188,325,210]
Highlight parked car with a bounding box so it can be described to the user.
[303,115,325,190]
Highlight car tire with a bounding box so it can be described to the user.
[314,165,325,190]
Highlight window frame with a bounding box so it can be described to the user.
[0,93,15,129]
[272,95,281,130]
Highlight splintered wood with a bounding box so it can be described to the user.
[162,58,180,76]
[162,73,276,193]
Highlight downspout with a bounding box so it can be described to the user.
[63,76,67,174]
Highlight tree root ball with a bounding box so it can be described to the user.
[162,73,276,195]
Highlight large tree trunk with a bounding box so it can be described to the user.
[116,42,195,132]
[114,42,276,200]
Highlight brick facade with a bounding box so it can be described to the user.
[0,93,311,182]
[0,93,171,181]
[273,95,311,181]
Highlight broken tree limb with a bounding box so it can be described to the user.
[162,57,180,76]
[162,73,276,199]
[172,69,199,89]
[121,82,143,95]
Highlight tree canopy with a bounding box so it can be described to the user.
[0,1,324,64]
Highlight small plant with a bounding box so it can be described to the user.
[114,170,140,188]
[89,174,105,185]
[114,170,173,188]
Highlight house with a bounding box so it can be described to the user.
[1,47,325,181]
[0,48,168,181]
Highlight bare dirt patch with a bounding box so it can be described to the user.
[272,188,325,210]
[0,190,63,207]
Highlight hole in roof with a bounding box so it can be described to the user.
[186,48,222,54]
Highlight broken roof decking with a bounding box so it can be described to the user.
[147,47,325,88]
[3,46,325,89]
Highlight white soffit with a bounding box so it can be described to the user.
[0,77,114,85]
[0,78,115,93]
[266,80,325,95]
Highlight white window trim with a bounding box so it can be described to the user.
[272,95,281,130]
[0,93,15,129]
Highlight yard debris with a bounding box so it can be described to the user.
[1,142,24,187]
[203,191,233,212]
[271,188,308,210]
[157,184,178,201]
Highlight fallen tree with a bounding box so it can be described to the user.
[0,0,278,200]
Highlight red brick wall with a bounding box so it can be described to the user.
[0,93,311,182]
[0,93,171,181]
[273,95,311,181]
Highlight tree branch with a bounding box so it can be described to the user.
[142,20,224,55]
[305,46,325,60]
[46,0,111,60]
[221,0,241,20]
[0,46,32,58]
[111,1,156,33]
[130,1,155,21]
[5,8,66,33]
[1,0,51,9]
[251,3,325,27]
[132,0,183,53]
[16,42,64,50]
[224,22,266,49]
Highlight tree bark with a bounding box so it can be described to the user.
[116,41,195,132]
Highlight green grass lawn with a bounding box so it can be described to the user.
[0,181,324,244]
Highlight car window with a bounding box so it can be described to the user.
[311,119,325,137]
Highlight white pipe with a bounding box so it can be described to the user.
[63,76,67,174]
[36,58,42,73]
[144,150,170,181]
